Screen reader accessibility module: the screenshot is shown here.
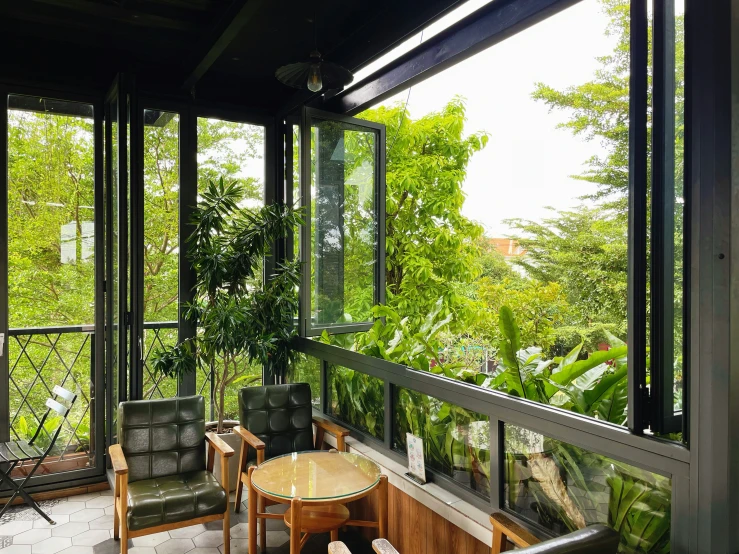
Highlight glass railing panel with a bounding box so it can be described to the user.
[394,387,490,497]
[327,364,384,440]
[503,424,672,553]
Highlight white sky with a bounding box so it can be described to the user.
[364,0,618,237]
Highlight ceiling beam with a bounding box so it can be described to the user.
[324,0,583,115]
[181,0,264,92]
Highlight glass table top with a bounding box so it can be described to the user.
[251,450,382,501]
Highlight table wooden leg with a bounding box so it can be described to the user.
[378,475,388,539]
[290,497,302,554]
[248,467,257,554]
[258,496,266,552]
[330,529,339,542]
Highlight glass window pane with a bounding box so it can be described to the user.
[673,0,685,416]
[394,388,490,497]
[142,109,179,399]
[504,424,672,553]
[7,95,96,472]
[291,354,322,408]
[327,365,384,439]
[196,117,265,419]
[310,119,378,328]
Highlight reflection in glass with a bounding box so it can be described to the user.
[311,120,377,327]
[504,424,671,553]
[394,388,490,497]
[291,354,322,408]
[327,365,384,439]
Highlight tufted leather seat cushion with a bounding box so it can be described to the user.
[238,383,314,462]
[118,395,206,483]
[126,471,227,531]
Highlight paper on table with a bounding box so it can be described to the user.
[406,433,426,483]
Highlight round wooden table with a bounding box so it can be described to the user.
[247,450,388,554]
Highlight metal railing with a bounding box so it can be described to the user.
[7,325,95,470]
[292,336,691,532]
[142,321,178,400]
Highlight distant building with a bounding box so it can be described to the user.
[488,238,526,260]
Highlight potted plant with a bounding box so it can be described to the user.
[151,177,302,489]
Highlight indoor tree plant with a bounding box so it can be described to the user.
[151,177,301,483]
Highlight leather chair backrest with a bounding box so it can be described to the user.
[518,524,620,554]
[238,383,314,462]
[118,395,206,483]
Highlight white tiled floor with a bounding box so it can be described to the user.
[0,490,291,554]
[0,491,371,554]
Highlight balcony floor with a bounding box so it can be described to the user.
[0,490,373,554]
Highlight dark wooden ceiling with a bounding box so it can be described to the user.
[0,0,463,113]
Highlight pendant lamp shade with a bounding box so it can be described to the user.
[276,51,353,92]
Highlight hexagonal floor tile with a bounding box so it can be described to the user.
[72,530,111,547]
[131,533,170,548]
[154,539,195,554]
[167,526,205,540]
[83,498,113,510]
[217,540,245,554]
[263,532,289,548]
[50,504,86,516]
[68,494,100,503]
[33,515,70,529]
[13,529,51,545]
[31,536,72,554]
[0,522,33,536]
[129,546,160,554]
[0,545,33,554]
[228,524,248,540]
[188,549,219,554]
[191,532,223,549]
[87,517,113,531]
[69,510,105,524]
[58,546,95,554]
[52,522,90,538]
[92,538,132,554]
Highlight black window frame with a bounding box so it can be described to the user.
[299,107,387,337]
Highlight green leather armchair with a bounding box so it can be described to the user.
[109,396,234,554]
[233,383,350,549]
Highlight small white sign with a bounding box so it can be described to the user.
[406,433,426,484]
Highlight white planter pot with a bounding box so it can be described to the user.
[206,421,242,493]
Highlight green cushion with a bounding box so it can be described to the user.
[126,471,227,531]
[238,384,315,463]
[118,396,206,483]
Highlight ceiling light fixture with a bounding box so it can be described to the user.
[275,5,353,93]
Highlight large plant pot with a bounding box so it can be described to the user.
[206,420,241,493]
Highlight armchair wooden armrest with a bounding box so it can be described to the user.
[234,425,266,451]
[313,416,350,451]
[109,443,128,475]
[328,542,354,554]
[372,539,399,554]
[490,512,540,554]
[205,432,235,457]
